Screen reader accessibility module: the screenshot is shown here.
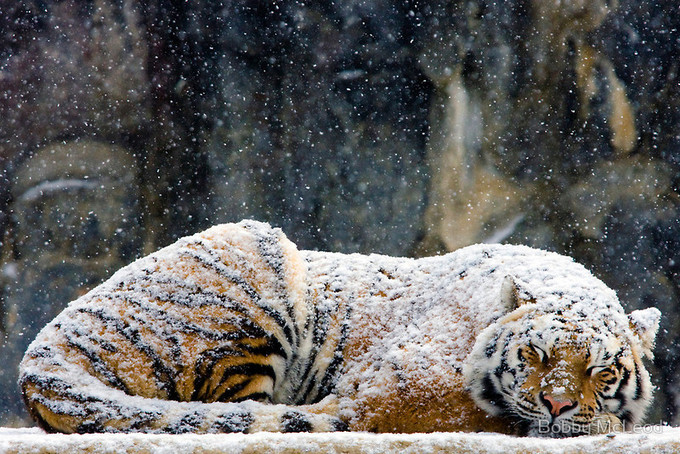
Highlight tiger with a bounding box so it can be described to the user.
[18,220,660,437]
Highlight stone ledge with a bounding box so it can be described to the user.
[1,427,679,454]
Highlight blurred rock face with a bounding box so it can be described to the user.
[1,141,141,422]
[1,0,679,426]
[205,2,433,253]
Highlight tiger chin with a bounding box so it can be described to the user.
[19,220,660,437]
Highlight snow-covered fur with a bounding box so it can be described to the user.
[464,276,660,437]
[19,221,660,436]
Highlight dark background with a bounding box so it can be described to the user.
[1,0,679,427]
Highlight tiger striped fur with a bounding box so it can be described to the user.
[19,220,660,436]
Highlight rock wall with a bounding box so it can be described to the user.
[1,0,678,426]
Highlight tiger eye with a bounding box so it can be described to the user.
[598,368,619,385]
[517,344,549,368]
[534,345,549,365]
[518,346,535,362]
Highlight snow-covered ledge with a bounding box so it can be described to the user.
[1,427,679,453]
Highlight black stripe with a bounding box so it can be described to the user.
[210,409,254,433]
[181,244,295,347]
[316,303,351,399]
[215,366,276,402]
[301,376,318,404]
[128,409,164,431]
[193,347,279,402]
[293,289,332,403]
[497,352,513,375]
[613,366,631,408]
[603,346,624,362]
[127,310,184,365]
[486,330,502,358]
[282,410,313,432]
[193,348,244,400]
[248,225,301,342]
[114,291,267,344]
[220,363,277,381]
[29,392,86,418]
[61,329,131,394]
[168,411,206,434]
[481,373,509,414]
[35,395,95,421]
[603,375,618,385]
[290,255,347,403]
[215,379,258,402]
[77,420,106,434]
[23,372,165,432]
[22,374,99,416]
[633,360,643,401]
[127,272,262,314]
[23,344,56,360]
[22,373,78,397]
[302,261,354,402]
[331,418,349,431]
[193,338,286,374]
[293,327,321,402]
[117,273,247,315]
[103,282,211,365]
[239,336,288,358]
[78,307,180,401]
[124,275,289,349]
[20,372,57,433]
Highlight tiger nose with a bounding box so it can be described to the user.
[539,392,577,417]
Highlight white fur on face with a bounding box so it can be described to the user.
[463,307,655,436]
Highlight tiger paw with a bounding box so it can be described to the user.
[587,413,624,435]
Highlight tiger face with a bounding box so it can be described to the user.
[464,276,660,437]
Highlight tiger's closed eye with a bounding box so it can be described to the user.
[518,343,549,365]
[586,365,618,379]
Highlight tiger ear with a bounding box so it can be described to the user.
[628,307,661,357]
[500,275,534,311]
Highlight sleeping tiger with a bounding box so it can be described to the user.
[19,220,660,437]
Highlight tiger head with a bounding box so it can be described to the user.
[463,275,661,437]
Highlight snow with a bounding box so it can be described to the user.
[1,426,679,453]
